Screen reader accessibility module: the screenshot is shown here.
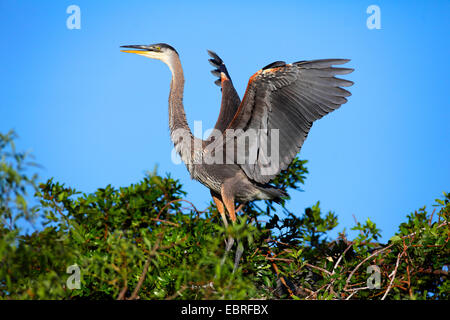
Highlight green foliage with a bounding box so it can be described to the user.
[0,130,39,227]
[0,130,448,300]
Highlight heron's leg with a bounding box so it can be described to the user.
[220,188,236,223]
[211,192,234,252]
[211,193,227,227]
[234,241,244,272]
[221,185,243,271]
[232,202,245,270]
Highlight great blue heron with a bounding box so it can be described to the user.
[120,43,354,269]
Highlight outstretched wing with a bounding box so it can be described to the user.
[207,50,241,134]
[212,59,354,184]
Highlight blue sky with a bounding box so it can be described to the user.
[1,1,449,241]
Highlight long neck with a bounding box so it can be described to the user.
[167,55,196,166]
[168,56,188,133]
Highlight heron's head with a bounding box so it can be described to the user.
[120,43,178,65]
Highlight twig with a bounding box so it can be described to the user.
[150,218,180,227]
[129,258,152,300]
[428,208,436,226]
[156,198,206,220]
[155,199,184,220]
[267,249,294,297]
[266,238,290,247]
[324,243,354,295]
[116,251,129,300]
[305,283,328,300]
[333,243,353,273]
[416,268,448,276]
[117,283,128,300]
[381,251,404,300]
[305,263,332,276]
[166,286,188,300]
[128,237,162,300]
[403,239,413,299]
[279,276,294,297]
[344,243,394,291]
[345,290,358,300]
[266,257,294,263]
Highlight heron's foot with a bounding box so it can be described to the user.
[223,236,232,250]
[225,236,234,252]
[219,237,244,273]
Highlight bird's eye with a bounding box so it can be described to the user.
[156,46,161,51]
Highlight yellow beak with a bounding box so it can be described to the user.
[120,50,146,55]
[120,45,153,55]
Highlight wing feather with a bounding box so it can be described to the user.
[206,50,241,138]
[208,58,354,184]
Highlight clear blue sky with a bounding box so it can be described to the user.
[1,0,449,241]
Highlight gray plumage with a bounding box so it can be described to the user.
[120,42,354,218]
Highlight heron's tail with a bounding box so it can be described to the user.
[256,185,289,203]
